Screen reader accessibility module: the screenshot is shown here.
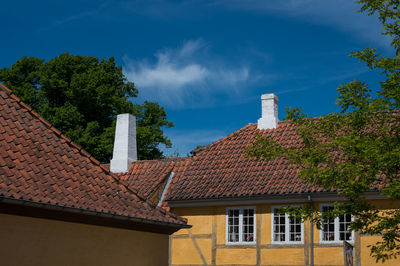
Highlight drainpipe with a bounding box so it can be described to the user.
[308,194,314,266]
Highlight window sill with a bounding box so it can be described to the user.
[219,243,257,248]
[271,242,303,245]
[316,241,354,247]
[225,242,256,245]
[266,243,304,248]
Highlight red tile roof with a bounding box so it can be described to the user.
[122,121,327,203]
[118,158,190,200]
[167,122,324,201]
[0,84,187,228]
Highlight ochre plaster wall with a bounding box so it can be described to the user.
[170,200,400,266]
[0,213,169,266]
[360,236,400,266]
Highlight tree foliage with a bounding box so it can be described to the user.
[0,53,173,162]
[247,0,400,262]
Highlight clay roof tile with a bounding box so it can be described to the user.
[0,83,187,228]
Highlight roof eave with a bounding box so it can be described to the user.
[166,190,385,208]
[0,196,191,234]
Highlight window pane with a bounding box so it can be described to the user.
[339,213,352,241]
[321,206,352,242]
[273,209,286,242]
[322,206,335,241]
[289,215,302,242]
[242,208,255,242]
[228,209,239,242]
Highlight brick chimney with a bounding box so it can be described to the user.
[257,93,279,130]
[110,114,137,173]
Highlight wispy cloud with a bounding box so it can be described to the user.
[120,0,205,18]
[117,0,390,48]
[37,1,109,32]
[123,39,253,108]
[215,0,390,49]
[277,66,372,95]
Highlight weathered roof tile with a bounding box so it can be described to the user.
[166,123,318,200]
[122,122,324,203]
[0,83,187,227]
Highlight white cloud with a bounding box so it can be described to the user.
[123,39,253,108]
[127,40,208,89]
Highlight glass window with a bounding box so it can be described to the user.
[226,207,256,244]
[339,213,352,241]
[227,209,239,242]
[289,215,302,242]
[321,205,353,242]
[322,206,335,241]
[272,206,303,244]
[243,208,255,242]
[273,209,286,242]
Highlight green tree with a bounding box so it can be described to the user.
[247,0,400,262]
[0,56,43,109]
[0,53,173,162]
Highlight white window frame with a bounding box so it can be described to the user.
[319,204,354,244]
[271,205,304,244]
[226,206,256,245]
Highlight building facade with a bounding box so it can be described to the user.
[168,198,399,266]
[115,93,400,266]
[0,83,189,266]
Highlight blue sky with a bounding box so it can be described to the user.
[1,0,392,156]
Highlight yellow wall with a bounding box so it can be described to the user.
[260,248,304,265]
[170,200,400,266]
[360,236,400,266]
[0,213,169,266]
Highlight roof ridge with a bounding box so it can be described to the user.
[192,123,255,155]
[0,83,187,225]
[129,157,192,164]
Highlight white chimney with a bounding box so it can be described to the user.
[110,114,137,173]
[257,93,279,130]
